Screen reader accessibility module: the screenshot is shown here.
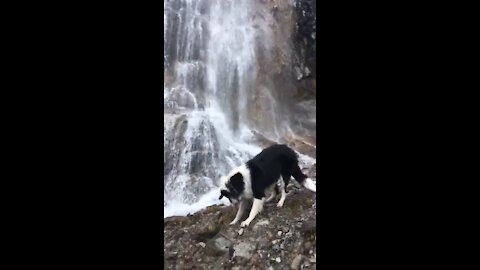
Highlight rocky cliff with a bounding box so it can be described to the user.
[163,0,317,215]
[164,165,317,270]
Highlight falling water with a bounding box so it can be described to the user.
[164,0,316,217]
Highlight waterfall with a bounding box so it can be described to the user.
[164,0,316,217]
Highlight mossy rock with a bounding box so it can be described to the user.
[286,196,313,211]
[164,216,190,229]
[193,219,221,241]
[202,205,221,215]
[219,206,237,225]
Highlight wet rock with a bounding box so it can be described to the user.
[164,216,189,228]
[193,219,221,241]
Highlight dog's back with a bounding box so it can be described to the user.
[247,144,314,193]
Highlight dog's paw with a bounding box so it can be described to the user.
[240,220,251,227]
[229,219,239,225]
[277,201,284,208]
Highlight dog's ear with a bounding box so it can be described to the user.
[219,190,225,200]
[230,173,244,193]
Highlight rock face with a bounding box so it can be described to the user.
[164,171,317,270]
[163,0,317,209]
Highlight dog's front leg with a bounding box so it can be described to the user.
[229,199,248,225]
[240,198,264,227]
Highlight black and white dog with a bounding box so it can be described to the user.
[219,144,316,227]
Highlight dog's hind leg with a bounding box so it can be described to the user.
[292,164,316,192]
[229,199,248,225]
[240,198,264,227]
[277,177,287,208]
[266,179,280,202]
[282,173,291,193]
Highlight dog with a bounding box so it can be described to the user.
[218,144,316,227]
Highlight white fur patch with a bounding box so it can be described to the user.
[303,178,316,192]
[230,199,249,225]
[277,188,286,208]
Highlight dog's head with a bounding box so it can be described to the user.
[219,171,245,204]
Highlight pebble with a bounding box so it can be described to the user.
[275,257,281,263]
[277,231,282,237]
[291,254,303,269]
[238,229,244,236]
[198,242,206,248]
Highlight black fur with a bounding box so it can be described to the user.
[247,144,308,200]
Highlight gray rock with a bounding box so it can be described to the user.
[300,220,316,234]
[258,238,270,249]
[295,66,303,80]
[204,235,232,256]
[291,254,303,269]
[254,219,270,227]
[233,241,256,259]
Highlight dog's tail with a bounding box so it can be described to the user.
[291,164,316,192]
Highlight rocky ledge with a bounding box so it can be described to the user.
[164,168,317,270]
